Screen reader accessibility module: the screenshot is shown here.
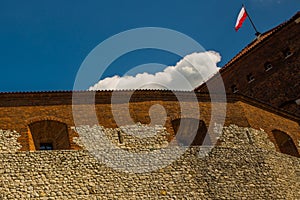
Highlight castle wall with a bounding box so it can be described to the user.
[239,102,300,152]
[197,12,300,116]
[0,125,299,199]
[0,91,299,154]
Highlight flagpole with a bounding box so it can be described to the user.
[242,4,261,37]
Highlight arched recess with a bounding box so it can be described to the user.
[171,118,211,146]
[272,130,299,157]
[28,120,70,150]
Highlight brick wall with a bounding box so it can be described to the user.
[0,91,298,155]
[197,12,300,116]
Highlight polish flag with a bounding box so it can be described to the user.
[235,6,248,31]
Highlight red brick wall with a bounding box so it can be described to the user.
[197,13,300,116]
[239,101,300,153]
[0,91,298,154]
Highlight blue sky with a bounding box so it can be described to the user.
[0,0,299,91]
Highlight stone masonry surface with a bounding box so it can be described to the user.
[73,123,170,151]
[0,124,299,199]
[0,91,299,153]
[0,130,21,153]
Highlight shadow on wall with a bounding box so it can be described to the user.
[272,129,299,158]
[28,120,70,151]
[171,118,211,146]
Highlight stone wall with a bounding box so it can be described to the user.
[0,125,299,199]
[0,130,21,153]
[73,123,170,151]
[0,91,299,153]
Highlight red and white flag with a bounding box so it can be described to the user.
[235,6,248,31]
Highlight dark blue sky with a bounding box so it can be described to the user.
[0,0,299,91]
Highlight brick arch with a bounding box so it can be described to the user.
[28,120,71,151]
[17,116,70,135]
[171,118,211,146]
[25,116,68,126]
[271,129,299,157]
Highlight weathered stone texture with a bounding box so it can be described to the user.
[0,125,299,199]
[0,130,21,153]
[217,124,276,151]
[0,91,299,154]
[73,123,170,151]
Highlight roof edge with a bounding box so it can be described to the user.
[195,11,300,91]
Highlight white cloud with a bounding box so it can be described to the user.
[89,51,221,91]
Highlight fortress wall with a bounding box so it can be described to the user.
[0,91,298,152]
[197,13,300,116]
[0,101,269,151]
[73,123,170,151]
[239,101,300,153]
[0,130,21,153]
[0,105,77,151]
[0,125,299,199]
